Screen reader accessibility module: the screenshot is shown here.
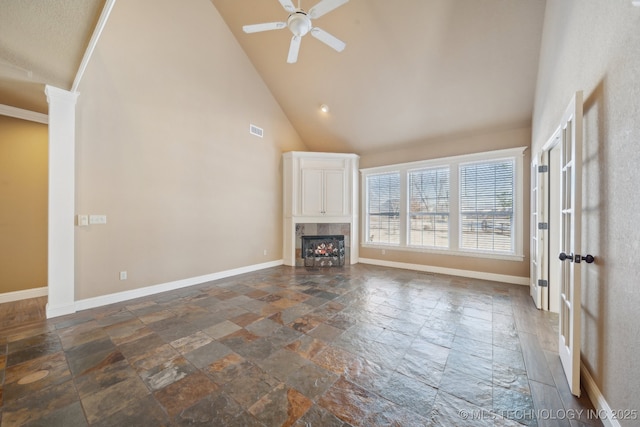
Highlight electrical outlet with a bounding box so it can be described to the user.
[119,271,127,280]
[381,249,386,255]
[263,249,267,256]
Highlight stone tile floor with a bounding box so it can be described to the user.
[0,265,603,426]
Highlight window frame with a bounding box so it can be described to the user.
[361,147,526,261]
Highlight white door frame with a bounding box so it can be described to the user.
[547,146,561,313]
[530,152,548,310]
[532,139,562,314]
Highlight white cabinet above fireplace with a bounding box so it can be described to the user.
[301,163,346,217]
[283,152,359,266]
[283,152,358,220]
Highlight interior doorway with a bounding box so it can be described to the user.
[0,108,49,303]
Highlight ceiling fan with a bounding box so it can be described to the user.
[242,0,349,64]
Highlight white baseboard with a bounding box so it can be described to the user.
[46,302,77,318]
[358,258,529,286]
[581,364,621,427]
[74,260,284,312]
[0,287,48,304]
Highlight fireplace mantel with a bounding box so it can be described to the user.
[282,152,359,266]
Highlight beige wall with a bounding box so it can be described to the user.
[532,0,640,421]
[74,0,306,300]
[359,127,531,280]
[0,115,48,293]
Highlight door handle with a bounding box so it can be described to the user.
[559,252,573,262]
[559,252,595,264]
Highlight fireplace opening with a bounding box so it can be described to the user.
[301,235,345,267]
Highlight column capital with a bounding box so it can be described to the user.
[45,85,79,106]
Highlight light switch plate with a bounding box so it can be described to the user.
[89,215,107,224]
[77,215,89,226]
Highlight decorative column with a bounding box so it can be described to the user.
[45,85,78,318]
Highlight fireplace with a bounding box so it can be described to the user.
[301,235,345,267]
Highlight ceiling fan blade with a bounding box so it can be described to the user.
[278,0,296,13]
[308,0,349,19]
[311,27,346,52]
[287,35,302,63]
[243,22,286,33]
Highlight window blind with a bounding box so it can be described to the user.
[366,173,400,244]
[459,159,515,252]
[408,167,450,248]
[361,147,524,259]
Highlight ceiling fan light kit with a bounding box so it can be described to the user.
[288,12,312,36]
[242,0,349,63]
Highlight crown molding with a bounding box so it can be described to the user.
[0,104,48,124]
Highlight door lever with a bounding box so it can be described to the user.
[559,252,595,264]
[559,252,572,262]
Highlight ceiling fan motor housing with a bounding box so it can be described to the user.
[288,12,312,36]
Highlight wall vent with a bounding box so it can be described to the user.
[249,124,264,138]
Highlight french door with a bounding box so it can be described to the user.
[556,91,584,397]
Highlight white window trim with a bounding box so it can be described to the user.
[361,147,527,261]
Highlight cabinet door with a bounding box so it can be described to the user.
[301,169,324,215]
[323,169,347,216]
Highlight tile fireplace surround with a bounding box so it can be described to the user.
[294,223,351,267]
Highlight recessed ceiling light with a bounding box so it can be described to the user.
[320,104,330,113]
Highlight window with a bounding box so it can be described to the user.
[460,159,514,252]
[365,172,400,244]
[361,147,525,260]
[408,167,450,248]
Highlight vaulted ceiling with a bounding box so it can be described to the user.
[0,0,546,154]
[0,0,106,114]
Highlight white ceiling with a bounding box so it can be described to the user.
[0,0,546,155]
